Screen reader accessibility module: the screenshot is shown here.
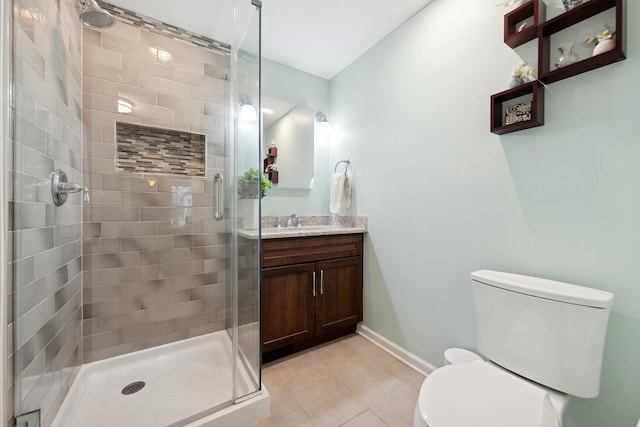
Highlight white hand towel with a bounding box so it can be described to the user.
[329,173,351,214]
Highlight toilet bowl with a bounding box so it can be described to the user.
[413,361,566,427]
[413,348,483,427]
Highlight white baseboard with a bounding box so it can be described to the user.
[357,324,438,377]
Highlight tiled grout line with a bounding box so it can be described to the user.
[337,408,375,427]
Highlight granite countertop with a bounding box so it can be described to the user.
[238,216,367,239]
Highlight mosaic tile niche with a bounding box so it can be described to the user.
[116,122,206,177]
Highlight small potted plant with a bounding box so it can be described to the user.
[238,168,272,229]
[510,62,536,87]
[584,25,615,57]
[238,167,272,199]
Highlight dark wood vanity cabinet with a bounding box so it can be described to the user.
[315,257,362,335]
[262,263,316,351]
[261,234,363,358]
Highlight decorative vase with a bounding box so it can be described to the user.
[555,42,578,69]
[562,0,585,11]
[239,198,260,230]
[509,76,524,88]
[592,38,615,56]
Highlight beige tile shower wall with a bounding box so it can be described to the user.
[11,0,83,425]
[81,22,231,363]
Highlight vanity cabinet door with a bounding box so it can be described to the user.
[261,263,316,353]
[315,256,363,336]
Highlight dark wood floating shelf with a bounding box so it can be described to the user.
[539,48,626,84]
[264,149,279,184]
[493,0,626,134]
[538,0,626,83]
[491,82,544,135]
[541,0,620,34]
[504,0,546,48]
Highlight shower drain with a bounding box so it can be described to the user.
[121,381,146,395]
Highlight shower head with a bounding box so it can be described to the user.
[79,0,116,29]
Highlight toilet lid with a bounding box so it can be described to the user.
[420,361,560,427]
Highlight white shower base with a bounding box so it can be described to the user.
[52,330,269,427]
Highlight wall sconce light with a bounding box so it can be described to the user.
[315,111,331,133]
[239,94,257,122]
[118,99,133,114]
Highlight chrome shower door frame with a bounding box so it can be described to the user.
[0,0,11,422]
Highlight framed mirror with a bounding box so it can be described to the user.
[263,96,314,189]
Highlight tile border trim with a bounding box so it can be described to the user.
[98,1,231,55]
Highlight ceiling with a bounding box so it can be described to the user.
[261,0,433,79]
[108,0,433,80]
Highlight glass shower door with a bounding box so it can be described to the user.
[232,0,262,402]
[10,0,84,424]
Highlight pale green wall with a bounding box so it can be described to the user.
[262,59,331,216]
[329,0,640,426]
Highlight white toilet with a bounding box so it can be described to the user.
[413,270,615,427]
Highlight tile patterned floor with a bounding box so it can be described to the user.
[257,334,426,427]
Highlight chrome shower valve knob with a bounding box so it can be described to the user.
[50,169,90,206]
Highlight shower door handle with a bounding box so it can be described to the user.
[214,173,224,221]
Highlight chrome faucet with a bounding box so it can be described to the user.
[287,214,299,228]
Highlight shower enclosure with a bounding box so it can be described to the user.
[4,0,265,425]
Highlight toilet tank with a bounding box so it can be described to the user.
[471,270,614,398]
